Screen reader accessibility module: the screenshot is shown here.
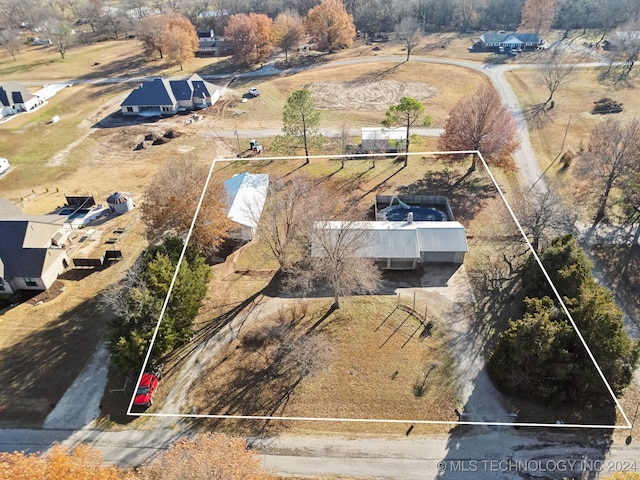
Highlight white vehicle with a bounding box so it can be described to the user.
[0,158,9,175]
[248,87,260,97]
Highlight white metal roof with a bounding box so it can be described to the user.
[361,127,407,141]
[224,172,269,229]
[313,221,468,258]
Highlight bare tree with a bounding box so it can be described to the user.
[395,16,421,61]
[455,0,481,32]
[0,0,43,30]
[125,0,150,21]
[606,27,640,81]
[287,220,381,309]
[576,118,640,226]
[336,123,352,168]
[0,28,22,60]
[538,48,574,109]
[45,17,74,59]
[513,184,572,251]
[519,0,555,34]
[252,175,330,270]
[100,258,148,323]
[77,0,104,33]
[103,9,129,38]
[363,128,389,168]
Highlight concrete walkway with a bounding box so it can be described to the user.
[43,343,110,430]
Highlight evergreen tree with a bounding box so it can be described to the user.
[522,234,593,300]
[106,237,210,371]
[490,236,640,405]
[273,89,323,164]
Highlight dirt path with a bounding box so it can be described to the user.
[47,91,129,167]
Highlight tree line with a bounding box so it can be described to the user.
[4,0,640,63]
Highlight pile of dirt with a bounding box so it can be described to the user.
[135,130,183,149]
[163,130,182,139]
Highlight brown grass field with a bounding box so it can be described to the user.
[1,33,637,438]
[507,65,640,221]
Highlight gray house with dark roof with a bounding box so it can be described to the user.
[0,210,70,294]
[478,32,544,51]
[0,81,44,119]
[120,73,221,116]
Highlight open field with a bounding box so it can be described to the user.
[0,38,228,82]
[215,61,488,132]
[507,66,640,221]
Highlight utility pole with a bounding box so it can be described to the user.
[234,119,241,156]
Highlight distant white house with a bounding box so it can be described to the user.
[313,220,468,270]
[606,30,640,49]
[478,32,544,51]
[361,127,407,152]
[0,81,44,119]
[120,73,222,116]
[224,172,269,241]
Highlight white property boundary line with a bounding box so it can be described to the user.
[128,150,632,430]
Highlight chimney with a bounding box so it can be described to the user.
[407,211,413,224]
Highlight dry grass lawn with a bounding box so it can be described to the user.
[507,66,640,220]
[187,295,458,437]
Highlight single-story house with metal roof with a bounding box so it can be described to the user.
[0,203,70,294]
[224,172,269,241]
[361,127,407,153]
[0,81,44,119]
[120,73,222,116]
[313,220,468,270]
[478,32,544,51]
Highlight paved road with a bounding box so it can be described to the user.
[204,126,445,139]
[1,426,639,479]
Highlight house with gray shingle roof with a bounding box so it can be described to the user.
[478,32,544,51]
[0,202,70,294]
[120,73,221,116]
[0,81,44,119]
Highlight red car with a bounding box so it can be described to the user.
[134,373,159,407]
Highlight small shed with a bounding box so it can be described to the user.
[361,127,407,152]
[107,192,134,215]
